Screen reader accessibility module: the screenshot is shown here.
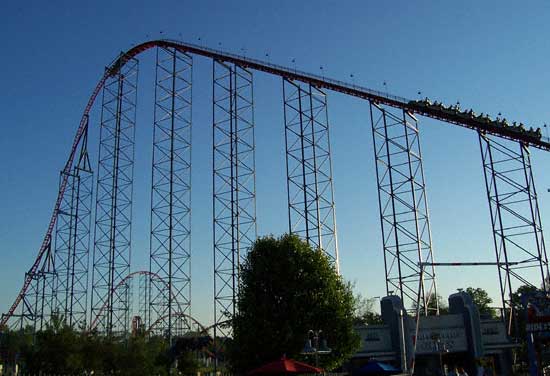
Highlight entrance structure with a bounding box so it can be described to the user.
[353,293,515,375]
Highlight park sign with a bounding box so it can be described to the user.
[522,291,550,376]
[410,314,468,355]
[523,291,550,336]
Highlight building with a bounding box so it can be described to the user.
[352,292,515,375]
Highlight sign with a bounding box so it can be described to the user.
[523,291,550,337]
[481,320,508,346]
[411,314,468,354]
[355,325,393,353]
[522,291,550,376]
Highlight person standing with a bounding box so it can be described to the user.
[476,361,485,376]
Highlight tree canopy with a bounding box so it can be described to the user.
[0,317,210,375]
[353,293,383,325]
[229,234,359,372]
[465,287,496,318]
[412,293,449,315]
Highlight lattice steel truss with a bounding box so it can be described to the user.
[90,56,138,336]
[282,79,339,269]
[53,121,93,329]
[15,245,56,332]
[478,133,549,334]
[213,60,257,340]
[369,102,437,315]
[149,47,193,341]
[138,272,149,330]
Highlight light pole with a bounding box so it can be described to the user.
[431,333,448,375]
[398,308,408,373]
[301,329,331,367]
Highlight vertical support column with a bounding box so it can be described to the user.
[149,47,193,341]
[125,276,133,333]
[138,272,149,333]
[213,60,257,341]
[18,272,41,330]
[53,172,75,322]
[18,240,56,332]
[54,119,93,329]
[478,133,549,335]
[91,56,138,336]
[39,252,56,331]
[369,102,437,315]
[282,78,339,269]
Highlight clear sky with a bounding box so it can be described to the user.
[2,1,550,326]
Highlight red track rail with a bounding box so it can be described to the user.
[145,311,207,336]
[2,39,549,328]
[87,270,182,332]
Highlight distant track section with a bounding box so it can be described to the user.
[2,39,548,329]
[109,40,550,150]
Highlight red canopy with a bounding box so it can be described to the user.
[248,356,323,374]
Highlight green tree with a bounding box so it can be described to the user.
[465,287,497,318]
[353,294,383,325]
[0,326,33,368]
[80,332,105,372]
[111,334,169,376]
[177,350,200,375]
[5,320,173,375]
[511,285,539,340]
[229,234,360,372]
[412,293,449,315]
[21,315,84,374]
[511,284,539,316]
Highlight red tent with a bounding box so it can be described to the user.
[248,356,324,374]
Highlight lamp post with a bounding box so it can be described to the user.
[431,333,448,375]
[301,330,331,367]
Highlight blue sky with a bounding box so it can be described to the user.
[2,1,550,326]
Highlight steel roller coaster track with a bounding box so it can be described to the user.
[1,38,548,328]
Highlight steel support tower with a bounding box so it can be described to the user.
[7,38,550,336]
[282,79,339,269]
[53,120,93,329]
[6,124,92,333]
[16,245,56,331]
[90,56,138,336]
[213,60,257,341]
[138,272,149,331]
[149,47,193,341]
[369,102,437,315]
[478,132,549,334]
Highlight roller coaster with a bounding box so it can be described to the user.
[1,40,548,347]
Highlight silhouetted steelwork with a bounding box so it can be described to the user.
[102,41,550,151]
[13,245,56,331]
[149,47,193,342]
[4,39,550,334]
[138,270,149,332]
[282,79,339,269]
[212,60,257,342]
[90,56,139,336]
[478,132,549,335]
[88,270,175,332]
[53,119,93,329]
[8,130,92,333]
[369,102,437,315]
[16,272,43,330]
